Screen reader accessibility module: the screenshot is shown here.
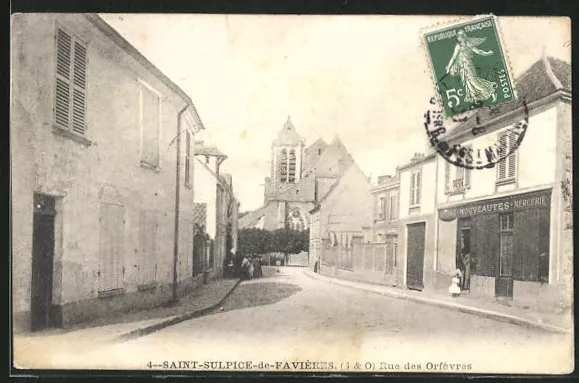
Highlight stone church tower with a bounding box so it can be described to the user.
[270,116,305,190]
[240,116,356,232]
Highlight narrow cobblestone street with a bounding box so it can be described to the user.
[14,267,572,374]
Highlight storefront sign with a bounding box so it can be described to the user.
[438,189,551,222]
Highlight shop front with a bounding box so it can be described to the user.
[438,188,551,300]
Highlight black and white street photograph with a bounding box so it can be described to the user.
[10,12,573,374]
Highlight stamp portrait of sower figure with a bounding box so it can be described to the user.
[445,30,498,105]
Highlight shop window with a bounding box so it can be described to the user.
[499,213,514,277]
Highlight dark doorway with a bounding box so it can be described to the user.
[31,194,56,331]
[406,222,426,291]
[193,224,206,277]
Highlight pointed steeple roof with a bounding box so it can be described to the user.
[273,116,304,146]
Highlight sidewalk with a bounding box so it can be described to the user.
[14,277,241,361]
[304,269,572,334]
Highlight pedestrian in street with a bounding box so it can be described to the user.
[461,249,472,292]
[252,255,263,278]
[241,255,251,280]
[449,269,462,297]
[248,255,255,279]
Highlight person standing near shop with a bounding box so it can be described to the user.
[461,249,472,292]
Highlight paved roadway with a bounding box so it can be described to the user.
[29,267,574,374]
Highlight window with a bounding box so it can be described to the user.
[140,81,161,168]
[288,149,296,183]
[499,213,514,277]
[378,197,385,220]
[98,202,125,293]
[185,130,192,187]
[280,149,288,183]
[497,131,517,183]
[54,27,87,135]
[389,194,398,221]
[410,170,421,207]
[445,147,472,194]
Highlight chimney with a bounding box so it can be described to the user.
[377,175,392,184]
[410,152,427,163]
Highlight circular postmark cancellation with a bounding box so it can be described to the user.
[423,96,529,170]
[422,15,527,170]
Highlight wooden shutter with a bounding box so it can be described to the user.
[497,133,507,180]
[141,85,161,166]
[472,214,498,277]
[71,41,87,134]
[507,132,517,179]
[416,170,421,205]
[55,28,72,128]
[513,209,540,281]
[465,145,472,188]
[99,203,125,292]
[55,28,87,134]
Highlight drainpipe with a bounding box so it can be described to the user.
[172,103,191,304]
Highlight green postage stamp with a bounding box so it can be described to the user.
[423,15,516,117]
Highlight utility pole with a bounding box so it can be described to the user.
[172,103,191,304]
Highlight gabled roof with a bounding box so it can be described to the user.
[194,141,227,158]
[238,206,266,229]
[273,116,304,146]
[302,135,353,178]
[446,56,571,141]
[86,15,192,104]
[302,138,328,170]
[310,160,370,215]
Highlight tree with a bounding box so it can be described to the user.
[237,228,310,256]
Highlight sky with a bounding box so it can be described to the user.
[100,14,570,212]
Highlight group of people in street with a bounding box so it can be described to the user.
[449,245,474,297]
[223,248,263,280]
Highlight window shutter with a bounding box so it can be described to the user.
[71,41,87,134]
[409,172,415,206]
[507,133,517,179]
[55,28,72,128]
[416,171,421,205]
[465,145,472,188]
[497,134,507,180]
[465,167,471,188]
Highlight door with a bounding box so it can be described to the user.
[406,222,426,291]
[456,218,471,270]
[31,194,56,331]
[496,213,514,299]
[193,226,205,277]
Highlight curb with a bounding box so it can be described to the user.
[304,269,571,335]
[117,279,242,342]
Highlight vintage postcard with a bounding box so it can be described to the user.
[10,13,573,375]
